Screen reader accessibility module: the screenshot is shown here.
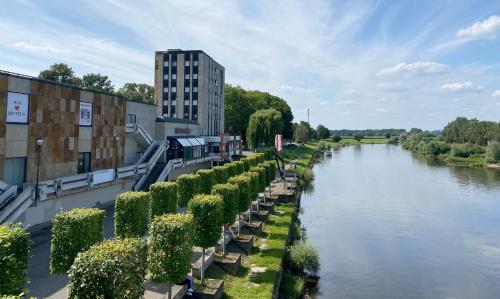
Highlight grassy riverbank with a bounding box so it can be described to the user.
[338,136,389,145]
[206,204,295,299]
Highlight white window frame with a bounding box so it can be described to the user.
[163,87,168,93]
[163,61,169,67]
[193,60,198,66]
[193,87,198,93]
[172,74,177,80]
[164,74,169,80]
[185,87,190,93]
[193,74,198,80]
[172,87,177,92]
[185,74,190,80]
[185,60,190,66]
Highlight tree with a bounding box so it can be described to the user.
[188,194,224,285]
[39,63,82,86]
[316,124,330,140]
[385,133,391,139]
[353,133,363,142]
[294,123,310,144]
[246,108,284,148]
[211,183,239,256]
[224,85,255,139]
[148,214,193,299]
[331,135,341,142]
[81,73,114,93]
[117,83,154,104]
[486,141,500,163]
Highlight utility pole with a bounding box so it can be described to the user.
[307,108,310,124]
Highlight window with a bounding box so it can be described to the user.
[172,60,177,67]
[163,100,168,106]
[185,87,190,92]
[164,74,169,80]
[163,61,169,67]
[163,87,168,93]
[126,114,136,124]
[185,74,190,80]
[171,100,177,106]
[193,100,198,105]
[193,87,198,93]
[193,74,198,80]
[193,60,198,66]
[3,157,26,188]
[172,74,177,80]
[78,152,91,174]
[185,60,190,66]
[172,87,176,92]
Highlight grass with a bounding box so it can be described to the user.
[337,136,388,145]
[281,143,318,175]
[205,204,295,299]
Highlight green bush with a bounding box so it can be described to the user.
[423,140,451,156]
[302,168,314,185]
[254,153,265,164]
[68,238,146,299]
[223,163,237,179]
[149,182,177,218]
[264,160,276,182]
[228,175,252,213]
[0,224,30,295]
[115,191,150,238]
[451,143,485,158]
[188,194,224,284]
[177,174,201,207]
[486,141,500,162]
[211,183,239,226]
[331,135,342,142]
[213,166,229,184]
[197,169,216,194]
[50,208,105,274]
[148,213,193,285]
[246,171,260,200]
[233,161,245,175]
[251,166,267,191]
[289,241,320,275]
[241,157,253,172]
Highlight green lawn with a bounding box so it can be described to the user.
[280,143,318,174]
[337,136,388,145]
[206,204,295,299]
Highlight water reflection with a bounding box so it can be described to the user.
[300,145,500,299]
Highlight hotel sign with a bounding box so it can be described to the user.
[79,102,93,126]
[7,92,29,124]
[175,127,191,134]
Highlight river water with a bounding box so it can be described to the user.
[300,144,500,299]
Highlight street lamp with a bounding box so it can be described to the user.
[34,138,44,206]
[114,136,120,180]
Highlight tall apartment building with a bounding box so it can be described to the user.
[154,49,224,137]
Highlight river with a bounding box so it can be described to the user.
[300,144,500,299]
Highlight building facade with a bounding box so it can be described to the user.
[154,49,225,137]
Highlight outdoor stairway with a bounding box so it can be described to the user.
[139,163,166,191]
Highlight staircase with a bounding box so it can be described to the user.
[139,163,166,191]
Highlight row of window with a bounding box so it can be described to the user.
[163,86,198,93]
[163,73,199,80]
[163,60,199,67]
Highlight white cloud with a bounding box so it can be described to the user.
[10,41,68,55]
[379,62,448,76]
[376,82,406,91]
[335,100,357,106]
[441,81,481,92]
[492,90,500,97]
[375,108,388,112]
[457,15,500,39]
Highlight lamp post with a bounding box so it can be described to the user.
[34,138,44,206]
[114,136,120,180]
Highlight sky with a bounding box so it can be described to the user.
[1,0,500,130]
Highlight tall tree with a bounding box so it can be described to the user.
[117,83,154,104]
[294,123,310,143]
[246,108,284,148]
[316,124,330,140]
[224,85,254,139]
[82,73,114,93]
[39,63,82,86]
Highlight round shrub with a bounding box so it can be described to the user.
[50,208,105,274]
[211,183,239,226]
[114,191,150,238]
[148,213,193,285]
[0,224,30,295]
[68,238,146,299]
[486,141,500,162]
[197,169,216,194]
[213,166,229,184]
[177,174,201,207]
[228,175,252,213]
[289,241,320,276]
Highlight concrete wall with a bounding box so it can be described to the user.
[19,178,135,227]
[167,161,211,181]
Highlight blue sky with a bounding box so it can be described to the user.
[1,0,500,130]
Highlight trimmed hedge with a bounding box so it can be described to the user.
[228,175,252,213]
[254,153,265,164]
[241,157,252,172]
[251,166,267,191]
[211,183,239,226]
[246,171,260,200]
[148,213,193,284]
[115,191,150,238]
[50,208,105,274]
[177,174,201,207]
[213,166,229,184]
[233,161,245,175]
[197,169,216,194]
[258,162,271,185]
[264,160,276,182]
[149,182,178,218]
[0,224,30,295]
[68,238,147,299]
[188,194,224,249]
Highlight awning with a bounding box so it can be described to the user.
[195,137,206,145]
[177,138,193,147]
[174,137,206,147]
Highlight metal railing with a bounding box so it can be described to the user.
[0,182,18,210]
[0,186,34,224]
[156,158,183,183]
[132,142,167,190]
[136,124,154,145]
